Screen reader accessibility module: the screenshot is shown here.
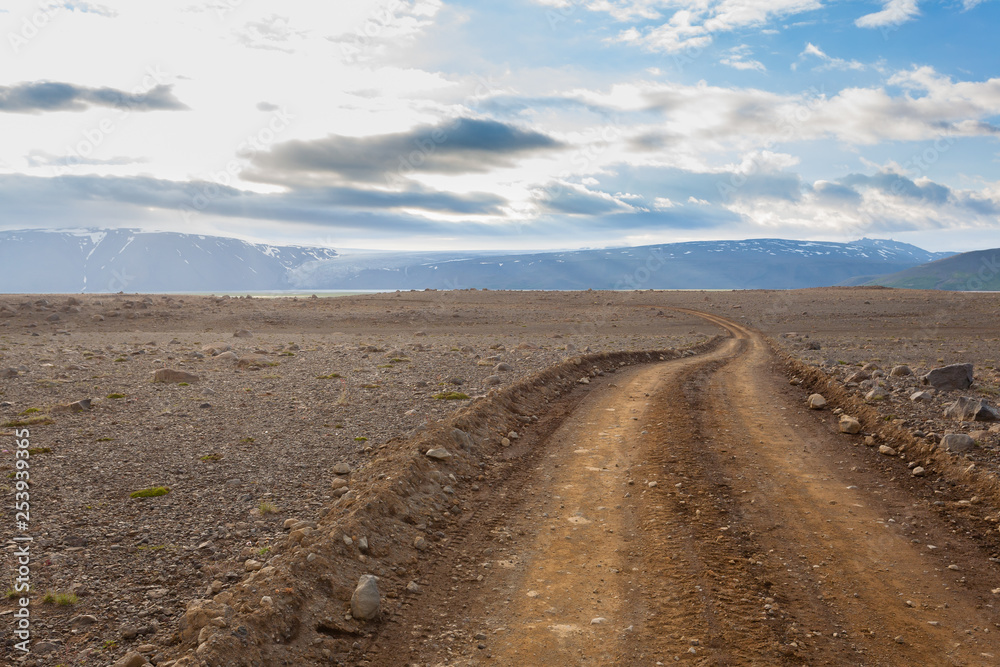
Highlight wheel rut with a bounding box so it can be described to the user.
[365,312,1000,666]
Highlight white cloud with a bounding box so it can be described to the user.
[798,42,866,71]
[721,44,766,72]
[605,1,822,54]
[855,0,920,28]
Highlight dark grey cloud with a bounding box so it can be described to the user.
[244,118,564,186]
[812,180,863,206]
[0,82,188,114]
[839,171,952,204]
[0,174,506,227]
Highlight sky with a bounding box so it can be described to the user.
[1,0,1000,252]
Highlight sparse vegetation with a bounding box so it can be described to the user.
[433,391,470,400]
[106,393,126,399]
[258,501,277,515]
[177,382,190,386]
[2,416,54,427]
[27,447,52,454]
[317,372,343,379]
[18,407,40,415]
[239,437,255,444]
[200,453,222,462]
[130,486,170,499]
[354,436,368,442]
[42,591,78,606]
[96,437,113,442]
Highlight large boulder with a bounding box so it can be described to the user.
[940,433,975,453]
[943,396,1000,422]
[922,364,974,391]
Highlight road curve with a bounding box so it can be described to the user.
[367,310,1000,666]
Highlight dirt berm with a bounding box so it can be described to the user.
[163,337,726,666]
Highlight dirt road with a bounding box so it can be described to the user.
[366,312,1000,666]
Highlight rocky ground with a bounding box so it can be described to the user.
[0,291,713,666]
[2,287,999,666]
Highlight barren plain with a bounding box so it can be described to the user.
[2,287,1000,666]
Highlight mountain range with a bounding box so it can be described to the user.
[0,228,970,292]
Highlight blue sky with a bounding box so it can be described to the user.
[1,0,999,252]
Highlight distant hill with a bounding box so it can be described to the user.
[0,229,337,293]
[290,238,952,291]
[859,247,1000,291]
[0,230,954,292]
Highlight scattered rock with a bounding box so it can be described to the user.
[413,535,428,551]
[890,365,913,377]
[878,445,897,456]
[331,477,349,490]
[866,387,890,401]
[152,368,200,384]
[943,396,1000,422]
[234,329,253,338]
[845,371,870,384]
[910,391,935,402]
[940,433,976,453]
[493,363,512,372]
[912,466,926,477]
[2,368,19,378]
[406,580,420,593]
[922,363,974,391]
[839,415,862,434]
[807,394,827,410]
[425,447,452,461]
[333,462,352,475]
[112,652,147,667]
[485,375,502,386]
[244,559,263,572]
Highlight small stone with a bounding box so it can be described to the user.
[807,394,827,410]
[331,477,349,490]
[647,481,658,488]
[878,445,897,457]
[501,437,510,447]
[910,391,935,402]
[590,617,607,625]
[406,580,420,593]
[244,559,263,571]
[413,535,428,551]
[578,376,590,384]
[333,462,352,475]
[425,447,452,461]
[948,564,960,571]
[485,375,502,386]
[866,387,890,401]
[351,574,380,620]
[912,466,926,477]
[112,652,147,667]
[890,365,913,377]
[234,329,253,338]
[359,536,369,553]
[864,435,877,447]
[70,614,98,629]
[343,535,353,547]
[839,415,862,434]
[494,363,512,372]
[152,368,200,384]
